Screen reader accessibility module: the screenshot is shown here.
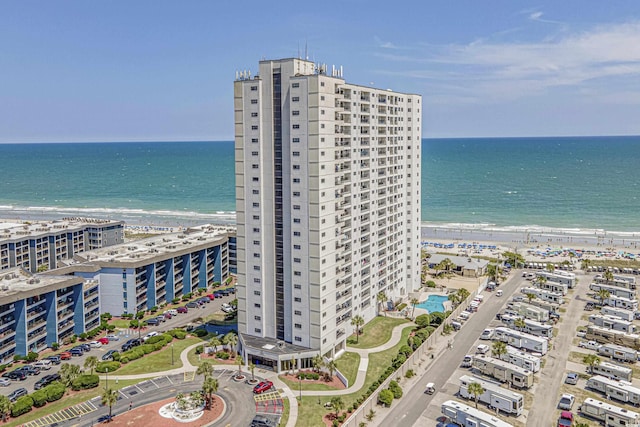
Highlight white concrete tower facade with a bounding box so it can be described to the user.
[235,58,421,370]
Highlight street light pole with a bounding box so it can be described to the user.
[171,344,174,366]
[105,367,109,390]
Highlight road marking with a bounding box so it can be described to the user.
[166,375,174,384]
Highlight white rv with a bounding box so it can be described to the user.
[580,397,640,425]
[493,327,548,355]
[506,301,550,322]
[594,274,636,290]
[441,400,514,427]
[590,283,636,300]
[536,270,576,288]
[520,287,564,304]
[591,361,633,382]
[537,280,568,295]
[458,375,524,416]
[587,375,640,405]
[472,355,534,389]
[526,298,560,314]
[601,306,635,322]
[589,314,637,333]
[499,314,553,338]
[586,325,640,349]
[603,295,639,311]
[498,346,541,373]
[598,343,639,363]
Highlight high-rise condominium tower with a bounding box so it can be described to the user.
[234,58,421,371]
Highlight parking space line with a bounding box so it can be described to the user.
[166,375,174,384]
[149,379,159,388]
[119,389,129,399]
[134,384,145,393]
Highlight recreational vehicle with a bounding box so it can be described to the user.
[520,287,564,304]
[499,314,553,338]
[598,343,639,363]
[498,346,542,373]
[580,397,640,426]
[601,306,636,322]
[590,283,636,300]
[526,298,560,314]
[458,375,524,416]
[506,301,550,322]
[537,280,568,295]
[603,295,639,311]
[594,274,636,290]
[586,325,640,349]
[493,327,548,355]
[536,270,576,288]
[441,400,514,427]
[472,355,534,389]
[591,361,633,382]
[587,375,640,404]
[589,314,637,333]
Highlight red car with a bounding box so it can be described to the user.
[206,294,216,300]
[98,337,109,345]
[253,380,273,394]
[177,306,188,314]
[59,352,71,360]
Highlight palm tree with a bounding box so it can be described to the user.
[604,269,614,283]
[456,288,470,303]
[514,317,526,332]
[467,382,485,409]
[597,289,611,306]
[326,359,337,380]
[235,356,244,377]
[224,332,238,357]
[583,354,601,374]
[526,293,536,303]
[249,362,256,381]
[351,315,365,342]
[546,263,555,272]
[101,388,118,422]
[408,298,419,319]
[376,291,387,316]
[581,258,592,271]
[491,341,507,360]
[312,354,324,373]
[437,258,455,278]
[196,360,214,379]
[330,396,344,419]
[0,395,10,422]
[448,293,460,307]
[209,337,221,353]
[84,356,98,375]
[202,377,218,410]
[60,363,81,387]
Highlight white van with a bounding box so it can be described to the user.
[458,311,471,321]
[476,344,490,354]
[33,360,52,370]
[143,331,159,342]
[496,290,503,297]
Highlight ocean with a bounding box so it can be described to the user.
[1,136,639,233]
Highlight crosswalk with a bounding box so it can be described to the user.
[23,401,97,427]
[254,390,282,402]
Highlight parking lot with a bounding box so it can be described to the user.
[1,291,237,397]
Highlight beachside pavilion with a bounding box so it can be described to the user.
[427,254,489,278]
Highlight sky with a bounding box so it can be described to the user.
[1,0,640,142]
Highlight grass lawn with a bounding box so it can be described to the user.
[4,378,145,427]
[278,376,341,392]
[296,328,413,427]
[110,318,132,328]
[335,352,360,387]
[186,347,237,367]
[115,337,202,375]
[347,316,409,349]
[278,396,290,427]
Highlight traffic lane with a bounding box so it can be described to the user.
[383,273,524,427]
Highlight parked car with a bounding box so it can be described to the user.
[222,305,236,314]
[8,388,28,402]
[156,315,167,322]
[2,370,26,381]
[146,318,160,326]
[476,344,490,354]
[565,372,579,385]
[585,302,595,311]
[163,312,173,320]
[220,289,231,296]
[198,297,210,304]
[251,415,276,427]
[186,302,199,309]
[98,337,110,345]
[579,341,600,350]
[253,380,274,394]
[105,334,120,341]
[35,373,61,390]
[45,355,62,365]
[480,329,494,340]
[557,411,574,427]
[16,365,40,376]
[33,359,53,370]
[227,287,236,294]
[59,351,72,360]
[177,306,188,314]
[206,294,216,301]
[70,348,84,357]
[78,343,91,352]
[165,309,178,316]
[558,393,575,410]
[89,341,102,348]
[143,331,159,342]
[0,378,10,387]
[121,338,142,352]
[102,350,118,361]
[213,292,223,298]
[461,355,473,368]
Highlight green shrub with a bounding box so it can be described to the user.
[405,369,415,378]
[378,389,393,407]
[140,344,155,355]
[136,311,145,320]
[388,381,403,399]
[45,381,66,402]
[193,328,208,337]
[146,335,167,345]
[216,351,230,360]
[31,389,48,407]
[168,329,187,340]
[79,332,88,341]
[26,351,39,362]
[101,313,113,321]
[398,345,412,357]
[172,298,180,304]
[415,314,431,328]
[71,374,100,391]
[195,345,204,355]
[120,356,129,364]
[425,280,436,288]
[396,303,407,311]
[112,352,121,362]
[96,361,121,373]
[51,342,60,351]
[11,396,34,417]
[107,324,116,332]
[150,306,158,313]
[129,320,139,328]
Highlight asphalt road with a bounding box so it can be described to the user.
[380,272,523,427]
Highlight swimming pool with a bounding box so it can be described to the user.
[416,295,448,313]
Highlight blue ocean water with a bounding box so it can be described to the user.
[0,136,639,232]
